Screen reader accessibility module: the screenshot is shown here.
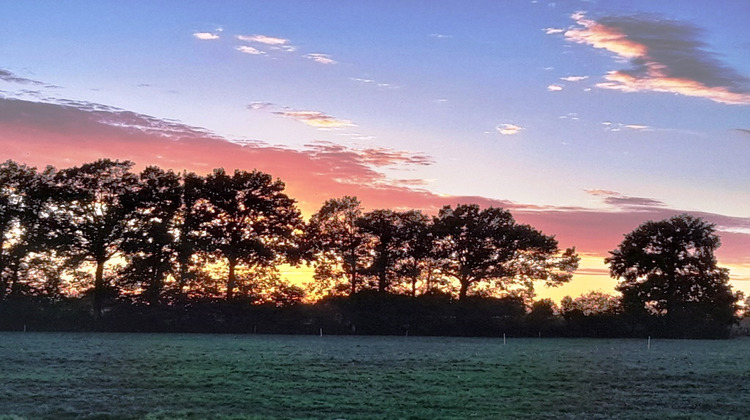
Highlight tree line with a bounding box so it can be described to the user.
[0,159,741,337]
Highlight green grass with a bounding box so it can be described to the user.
[1,333,749,419]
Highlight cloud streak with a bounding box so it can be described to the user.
[496,123,524,135]
[236,34,296,53]
[193,32,220,40]
[305,53,337,65]
[249,102,356,129]
[563,12,750,105]
[0,69,56,88]
[235,45,265,55]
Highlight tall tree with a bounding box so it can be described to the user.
[606,214,738,337]
[357,209,434,295]
[357,209,401,293]
[392,210,434,297]
[171,171,206,299]
[0,161,59,298]
[432,204,578,300]
[54,159,140,318]
[197,168,302,300]
[306,196,369,296]
[121,166,182,304]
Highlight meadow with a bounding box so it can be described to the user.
[1,333,749,419]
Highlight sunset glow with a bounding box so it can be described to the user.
[1,1,748,301]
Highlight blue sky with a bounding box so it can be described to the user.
[2,0,749,299]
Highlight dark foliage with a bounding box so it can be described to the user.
[0,160,740,338]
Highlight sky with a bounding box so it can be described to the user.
[1,0,749,302]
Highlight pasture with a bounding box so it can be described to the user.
[0,333,748,419]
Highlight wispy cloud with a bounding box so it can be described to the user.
[275,110,355,128]
[0,69,55,87]
[235,46,265,55]
[548,84,564,91]
[561,75,589,82]
[351,77,399,89]
[602,121,651,131]
[305,141,434,167]
[496,123,524,135]
[584,189,619,197]
[624,124,649,130]
[429,33,453,39]
[193,32,220,40]
[248,102,355,129]
[585,189,665,209]
[237,34,290,46]
[544,28,565,35]
[563,12,750,105]
[305,53,337,65]
[236,34,296,53]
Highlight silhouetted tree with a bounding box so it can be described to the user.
[306,196,369,296]
[0,161,60,298]
[54,159,140,319]
[560,291,621,316]
[392,210,434,297]
[432,204,578,300]
[527,298,559,334]
[606,214,739,337]
[357,209,402,293]
[196,168,302,300]
[172,172,206,299]
[121,167,182,304]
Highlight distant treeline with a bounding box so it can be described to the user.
[0,159,741,338]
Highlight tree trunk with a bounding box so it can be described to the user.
[148,262,163,306]
[350,270,357,296]
[93,258,106,321]
[226,258,237,300]
[9,265,20,297]
[459,278,470,301]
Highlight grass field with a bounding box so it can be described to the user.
[0,333,749,419]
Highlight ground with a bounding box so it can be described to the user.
[1,333,748,419]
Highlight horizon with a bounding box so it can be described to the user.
[1,1,748,302]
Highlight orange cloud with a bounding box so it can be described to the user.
[563,12,750,105]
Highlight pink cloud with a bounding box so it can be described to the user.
[2,96,748,284]
[564,12,750,105]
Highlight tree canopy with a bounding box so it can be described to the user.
[606,214,739,337]
[432,204,578,300]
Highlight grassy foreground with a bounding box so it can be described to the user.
[0,333,748,419]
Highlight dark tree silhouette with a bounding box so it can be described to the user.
[357,209,434,295]
[306,196,369,296]
[121,167,183,304]
[391,210,434,297]
[171,171,206,299]
[54,159,140,319]
[0,161,60,298]
[357,209,401,293]
[197,168,302,300]
[606,214,739,337]
[432,204,578,300]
